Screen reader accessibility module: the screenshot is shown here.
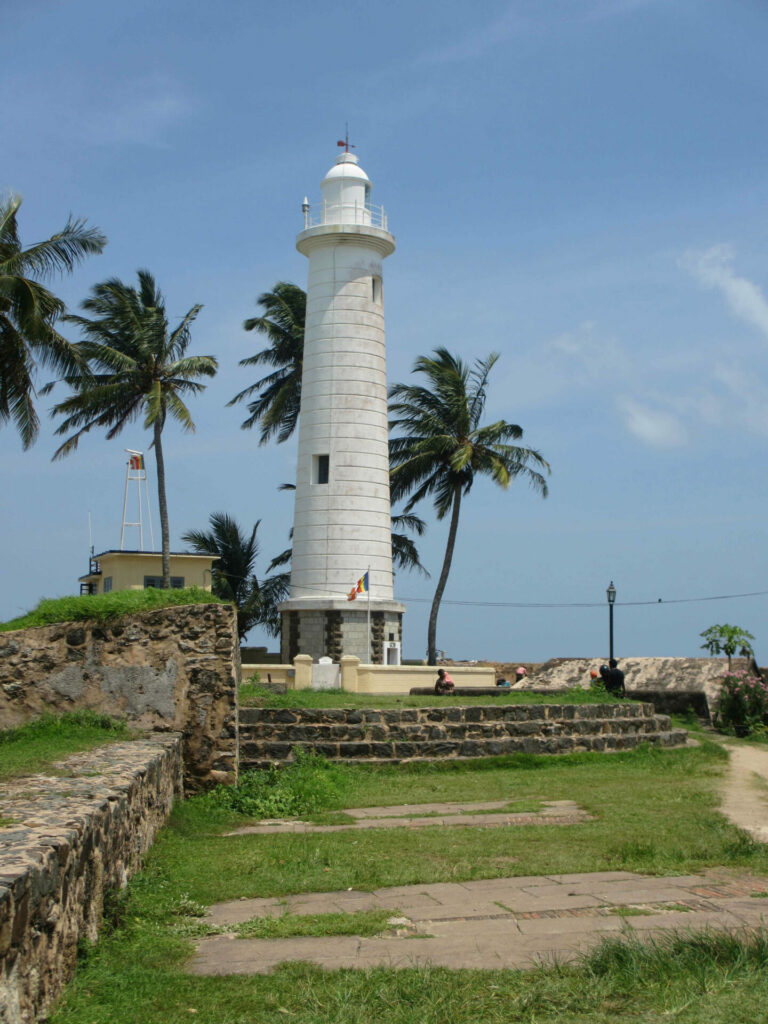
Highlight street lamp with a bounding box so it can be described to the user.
[606,581,616,661]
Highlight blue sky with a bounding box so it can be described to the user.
[4,0,768,663]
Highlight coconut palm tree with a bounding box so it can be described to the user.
[51,270,217,588]
[0,194,106,448]
[389,347,549,665]
[228,281,305,444]
[182,512,288,640]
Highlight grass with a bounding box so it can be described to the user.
[141,741,768,907]
[239,683,626,708]
[234,909,399,940]
[0,587,226,633]
[0,711,133,780]
[47,736,768,1023]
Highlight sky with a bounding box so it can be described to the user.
[4,0,768,663]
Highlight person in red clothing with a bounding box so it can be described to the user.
[434,668,455,694]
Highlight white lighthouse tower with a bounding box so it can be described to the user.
[279,145,405,664]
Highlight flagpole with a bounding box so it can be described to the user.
[367,566,371,664]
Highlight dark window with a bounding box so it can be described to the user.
[314,454,329,485]
[103,577,113,593]
[144,576,184,589]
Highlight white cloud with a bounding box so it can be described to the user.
[550,320,629,382]
[679,245,768,340]
[418,0,660,65]
[710,365,768,436]
[619,399,688,448]
[80,74,195,147]
[501,242,768,450]
[5,72,195,151]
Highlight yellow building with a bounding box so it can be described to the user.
[79,550,217,595]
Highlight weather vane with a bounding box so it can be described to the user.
[336,124,355,153]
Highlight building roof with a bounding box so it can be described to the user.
[94,550,218,558]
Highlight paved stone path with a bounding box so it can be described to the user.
[192,869,768,974]
[191,744,768,975]
[227,799,591,835]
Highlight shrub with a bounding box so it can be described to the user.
[202,748,352,819]
[717,672,768,736]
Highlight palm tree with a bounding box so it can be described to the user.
[51,270,217,588]
[228,281,305,443]
[182,512,289,640]
[389,347,549,665]
[0,194,106,448]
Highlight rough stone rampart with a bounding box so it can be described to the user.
[239,703,687,769]
[0,736,182,1024]
[0,604,239,791]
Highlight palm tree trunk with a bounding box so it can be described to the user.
[427,481,462,665]
[153,417,171,588]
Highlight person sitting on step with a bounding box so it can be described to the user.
[434,668,455,695]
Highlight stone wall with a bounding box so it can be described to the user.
[516,656,747,717]
[0,604,240,791]
[279,606,403,663]
[239,703,687,769]
[0,735,182,1024]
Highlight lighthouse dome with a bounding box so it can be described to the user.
[319,151,372,224]
[322,151,371,186]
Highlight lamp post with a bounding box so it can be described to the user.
[606,581,616,661]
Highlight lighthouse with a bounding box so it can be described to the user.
[279,146,405,664]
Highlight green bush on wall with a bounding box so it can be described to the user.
[0,587,228,633]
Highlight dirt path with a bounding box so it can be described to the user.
[720,742,768,843]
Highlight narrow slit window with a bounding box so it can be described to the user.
[314,454,329,485]
[371,275,382,304]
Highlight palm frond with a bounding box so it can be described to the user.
[231,281,305,443]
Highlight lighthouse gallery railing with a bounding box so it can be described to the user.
[303,200,388,231]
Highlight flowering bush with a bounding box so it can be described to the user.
[717,672,768,736]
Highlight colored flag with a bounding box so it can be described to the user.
[129,454,144,470]
[348,571,369,600]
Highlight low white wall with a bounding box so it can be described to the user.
[356,664,495,694]
[240,660,496,693]
[241,664,296,688]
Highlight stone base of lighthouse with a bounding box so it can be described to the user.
[279,599,406,665]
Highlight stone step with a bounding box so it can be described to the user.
[238,729,689,770]
[238,703,657,726]
[239,716,673,746]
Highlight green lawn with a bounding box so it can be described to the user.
[49,739,768,1023]
[239,682,625,708]
[0,711,133,781]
